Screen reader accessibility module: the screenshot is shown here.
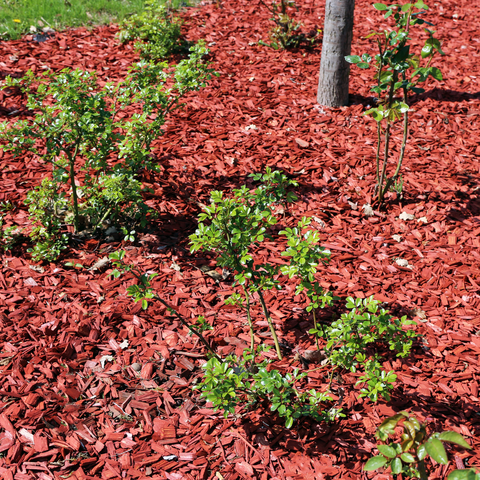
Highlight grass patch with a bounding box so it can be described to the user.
[0,0,191,40]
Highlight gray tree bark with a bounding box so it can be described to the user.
[317,0,355,107]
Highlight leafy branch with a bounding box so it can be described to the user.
[346,1,444,205]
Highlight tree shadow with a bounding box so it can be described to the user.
[410,87,480,105]
[348,88,480,110]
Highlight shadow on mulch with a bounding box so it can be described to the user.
[411,87,480,104]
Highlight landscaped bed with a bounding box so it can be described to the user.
[0,0,479,478]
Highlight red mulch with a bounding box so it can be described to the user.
[0,0,480,478]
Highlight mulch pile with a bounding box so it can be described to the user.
[1,0,480,478]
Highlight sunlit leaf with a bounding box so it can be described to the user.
[425,438,448,465]
[364,455,388,471]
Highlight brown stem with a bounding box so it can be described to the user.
[257,0,275,15]
[123,263,221,361]
[384,86,409,195]
[242,285,255,352]
[156,295,221,361]
[373,37,386,189]
[377,72,397,204]
[313,308,320,350]
[328,365,337,391]
[377,120,391,205]
[66,143,80,233]
[257,289,282,360]
[375,122,382,186]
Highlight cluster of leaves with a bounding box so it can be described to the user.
[189,170,416,425]
[118,0,190,61]
[346,1,444,204]
[113,170,418,428]
[323,296,417,401]
[0,202,20,252]
[199,346,341,428]
[190,167,307,359]
[280,216,337,348]
[0,43,216,261]
[365,411,475,479]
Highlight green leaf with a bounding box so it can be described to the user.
[373,3,388,10]
[425,438,448,465]
[430,67,443,81]
[421,43,433,58]
[378,413,407,435]
[448,470,480,480]
[377,444,397,458]
[285,417,294,429]
[437,432,471,450]
[417,443,427,461]
[394,45,410,62]
[391,457,403,475]
[364,455,387,471]
[401,453,415,463]
[414,0,428,9]
[345,55,361,64]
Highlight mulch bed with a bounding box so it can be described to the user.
[0,0,480,478]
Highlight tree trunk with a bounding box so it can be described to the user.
[317,0,355,107]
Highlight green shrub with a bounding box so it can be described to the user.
[346,1,444,204]
[118,0,189,60]
[199,347,340,429]
[365,411,472,479]
[113,170,417,427]
[0,43,216,261]
[323,296,417,401]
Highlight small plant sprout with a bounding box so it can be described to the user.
[279,216,336,349]
[190,167,300,360]
[346,1,444,205]
[365,411,472,479]
[257,0,311,49]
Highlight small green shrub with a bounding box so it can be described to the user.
[0,43,216,261]
[118,0,189,60]
[365,411,472,479]
[258,0,313,49]
[189,167,334,360]
[346,1,444,205]
[323,296,417,401]
[199,346,341,429]
[114,170,417,428]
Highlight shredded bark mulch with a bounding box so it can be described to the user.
[0,0,479,478]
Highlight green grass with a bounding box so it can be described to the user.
[0,0,192,40]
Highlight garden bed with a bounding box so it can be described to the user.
[0,0,479,478]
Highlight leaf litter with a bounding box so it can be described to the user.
[0,0,480,478]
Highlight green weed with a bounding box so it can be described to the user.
[366,411,473,479]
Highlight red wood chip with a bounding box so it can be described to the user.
[295,138,310,148]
